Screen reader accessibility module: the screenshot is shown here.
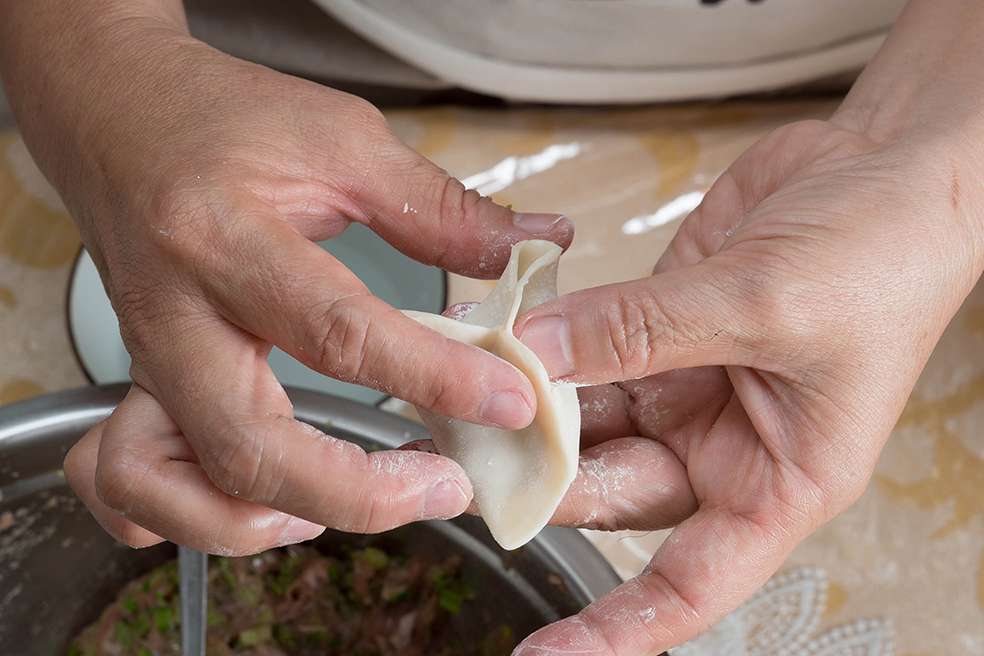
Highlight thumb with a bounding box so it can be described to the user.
[514,261,774,385]
[352,137,574,279]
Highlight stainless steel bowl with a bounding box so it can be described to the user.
[0,385,621,654]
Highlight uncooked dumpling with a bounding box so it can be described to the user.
[405,240,580,550]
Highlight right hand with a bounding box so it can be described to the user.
[55,33,571,554]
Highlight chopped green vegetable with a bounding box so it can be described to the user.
[438,584,474,614]
[135,612,151,638]
[216,557,237,588]
[269,552,302,595]
[430,567,475,614]
[354,546,389,571]
[114,621,136,649]
[233,577,263,606]
[428,565,445,585]
[143,559,178,595]
[207,608,226,627]
[153,605,175,633]
[153,560,179,586]
[301,628,332,648]
[121,596,138,615]
[71,544,502,655]
[256,605,275,624]
[343,572,356,596]
[273,624,297,649]
[381,582,409,603]
[237,625,272,647]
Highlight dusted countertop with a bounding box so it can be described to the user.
[2,100,982,654]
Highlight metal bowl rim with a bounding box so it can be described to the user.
[0,384,622,602]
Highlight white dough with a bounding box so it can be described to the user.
[405,240,580,550]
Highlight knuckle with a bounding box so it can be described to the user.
[436,176,472,225]
[638,567,704,629]
[101,197,225,364]
[314,92,392,158]
[145,180,221,259]
[143,168,260,282]
[758,288,811,344]
[112,286,166,358]
[604,294,650,377]
[202,423,288,504]
[317,444,380,532]
[414,369,456,415]
[94,451,143,514]
[328,480,376,533]
[352,98,389,133]
[330,452,410,533]
[349,490,382,534]
[427,176,479,269]
[589,506,622,532]
[604,289,691,378]
[331,92,388,133]
[721,261,819,356]
[305,295,376,385]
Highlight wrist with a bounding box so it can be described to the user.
[831,0,984,144]
[831,0,984,274]
[6,29,212,242]
[0,4,195,208]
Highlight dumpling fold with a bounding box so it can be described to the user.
[405,240,580,550]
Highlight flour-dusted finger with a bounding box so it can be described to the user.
[549,438,695,531]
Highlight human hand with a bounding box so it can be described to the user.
[34,30,572,553]
[508,118,983,654]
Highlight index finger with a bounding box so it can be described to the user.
[352,137,574,279]
[199,214,537,430]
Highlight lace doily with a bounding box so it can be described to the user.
[671,567,894,656]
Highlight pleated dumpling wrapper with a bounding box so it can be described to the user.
[404,240,580,550]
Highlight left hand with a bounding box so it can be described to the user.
[508,117,983,654]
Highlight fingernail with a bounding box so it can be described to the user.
[512,617,605,656]
[514,212,567,235]
[519,315,575,378]
[423,477,469,519]
[479,390,535,429]
[399,439,437,454]
[442,302,479,321]
[278,516,325,545]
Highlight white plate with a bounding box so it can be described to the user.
[68,225,446,406]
